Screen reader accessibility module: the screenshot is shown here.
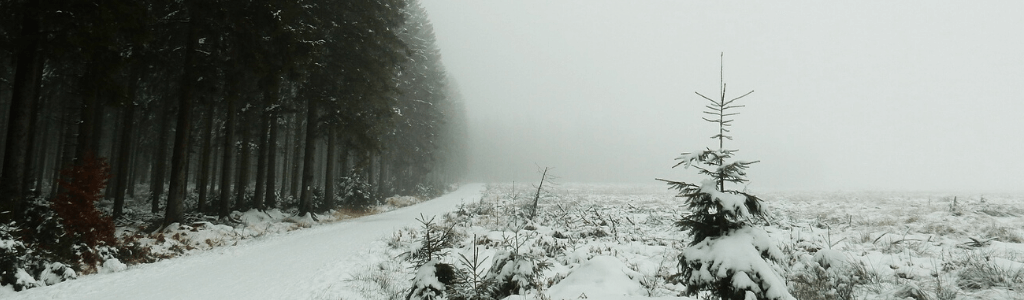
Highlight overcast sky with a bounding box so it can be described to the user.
[420,1,1024,192]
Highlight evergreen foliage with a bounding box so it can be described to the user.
[659,54,792,300]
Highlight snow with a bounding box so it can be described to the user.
[410,260,445,293]
[547,256,643,299]
[3,184,485,300]
[681,227,791,300]
[6,183,1024,300]
[698,179,751,217]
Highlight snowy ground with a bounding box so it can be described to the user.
[343,183,1024,300]
[2,184,485,300]
[6,183,1023,300]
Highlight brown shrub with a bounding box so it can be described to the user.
[51,154,116,266]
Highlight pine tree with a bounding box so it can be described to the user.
[659,54,793,300]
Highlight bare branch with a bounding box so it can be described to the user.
[695,92,715,102]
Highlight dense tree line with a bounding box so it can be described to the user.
[0,0,467,227]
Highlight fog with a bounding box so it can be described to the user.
[421,1,1024,192]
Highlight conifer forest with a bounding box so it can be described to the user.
[0,0,467,227]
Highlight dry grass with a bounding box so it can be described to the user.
[330,207,377,221]
[979,223,1024,243]
[955,251,1024,291]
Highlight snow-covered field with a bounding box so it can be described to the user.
[5,183,1023,300]
[346,183,1024,300]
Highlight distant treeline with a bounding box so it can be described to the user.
[0,0,467,225]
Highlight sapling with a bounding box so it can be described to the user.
[658,54,793,300]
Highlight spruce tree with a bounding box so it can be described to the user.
[659,54,793,300]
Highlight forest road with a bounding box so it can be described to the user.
[10,183,485,300]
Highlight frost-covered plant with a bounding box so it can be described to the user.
[339,174,376,209]
[409,214,459,267]
[0,212,78,291]
[659,54,793,300]
[481,249,550,299]
[407,260,458,300]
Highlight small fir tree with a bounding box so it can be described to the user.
[659,54,793,300]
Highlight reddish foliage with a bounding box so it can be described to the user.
[52,153,115,248]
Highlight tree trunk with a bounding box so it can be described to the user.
[298,99,316,215]
[113,100,136,219]
[281,116,292,197]
[219,91,236,218]
[196,104,214,213]
[34,107,53,195]
[150,105,170,213]
[51,108,76,198]
[323,128,336,210]
[20,56,44,199]
[127,139,139,198]
[235,108,251,210]
[105,109,122,199]
[265,112,278,209]
[253,110,269,211]
[164,19,198,226]
[289,114,302,200]
[1,0,43,220]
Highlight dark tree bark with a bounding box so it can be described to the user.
[196,104,214,213]
[164,18,199,226]
[323,128,336,210]
[150,104,170,213]
[252,110,268,211]
[265,112,278,209]
[20,56,44,198]
[289,114,302,199]
[281,115,292,197]
[219,91,236,218]
[105,109,122,199]
[298,99,316,215]
[127,139,139,198]
[51,108,76,198]
[34,104,53,195]
[113,100,136,219]
[235,109,251,210]
[0,0,43,221]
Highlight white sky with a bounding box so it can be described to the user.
[420,1,1024,192]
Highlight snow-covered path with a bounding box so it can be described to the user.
[10,184,485,300]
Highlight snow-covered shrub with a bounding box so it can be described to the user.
[407,260,458,300]
[0,222,29,290]
[0,218,78,291]
[339,174,376,209]
[660,57,793,300]
[481,250,550,298]
[789,250,859,300]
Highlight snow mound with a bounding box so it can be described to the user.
[547,256,643,299]
[812,249,848,269]
[283,213,318,227]
[385,195,422,207]
[238,209,286,225]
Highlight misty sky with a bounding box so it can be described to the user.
[420,1,1024,192]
